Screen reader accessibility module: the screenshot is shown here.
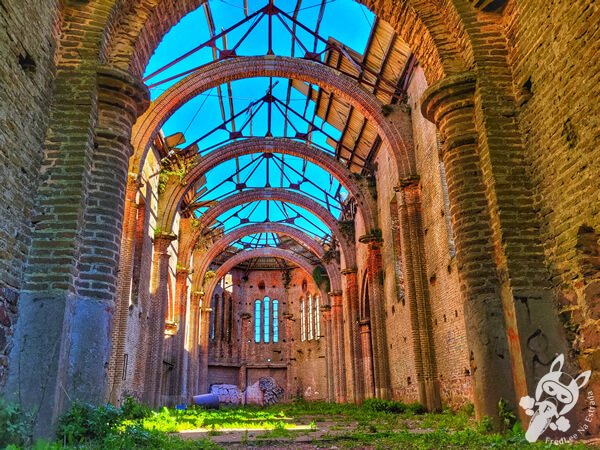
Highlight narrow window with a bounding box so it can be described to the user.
[273,300,279,343]
[254,299,261,343]
[300,298,305,342]
[263,296,270,343]
[308,295,314,341]
[437,135,456,257]
[315,295,321,339]
[390,198,405,304]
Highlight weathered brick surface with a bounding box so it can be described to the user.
[0,0,598,438]
[0,1,62,385]
[503,5,599,431]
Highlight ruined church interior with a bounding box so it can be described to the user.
[0,0,599,445]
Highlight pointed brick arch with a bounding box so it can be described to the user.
[191,222,336,289]
[130,56,415,178]
[179,188,356,268]
[203,248,333,304]
[158,138,377,234]
[102,0,471,83]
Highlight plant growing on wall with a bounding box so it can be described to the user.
[312,265,330,293]
[158,153,199,194]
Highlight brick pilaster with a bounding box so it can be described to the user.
[330,291,347,403]
[341,268,362,403]
[198,302,212,394]
[320,304,334,402]
[359,234,391,399]
[144,232,176,407]
[109,175,143,404]
[395,177,441,411]
[359,320,375,399]
[421,73,516,421]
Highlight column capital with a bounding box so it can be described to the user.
[341,267,357,275]
[176,266,192,276]
[358,232,383,244]
[421,72,476,124]
[97,65,150,121]
[394,175,420,192]
[328,290,343,298]
[320,304,332,313]
[154,230,177,242]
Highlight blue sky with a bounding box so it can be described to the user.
[145,0,374,244]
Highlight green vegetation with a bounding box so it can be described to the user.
[0,397,592,449]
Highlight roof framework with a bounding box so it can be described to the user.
[146,0,413,270]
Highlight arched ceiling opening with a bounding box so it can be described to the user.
[140,0,418,273]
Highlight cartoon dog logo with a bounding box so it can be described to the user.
[519,354,591,442]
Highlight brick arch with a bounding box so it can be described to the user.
[130,56,415,178]
[203,248,334,306]
[192,223,340,294]
[158,138,377,234]
[180,188,356,269]
[101,0,471,86]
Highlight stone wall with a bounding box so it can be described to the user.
[503,0,600,432]
[0,0,62,384]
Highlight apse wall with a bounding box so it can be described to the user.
[206,267,328,402]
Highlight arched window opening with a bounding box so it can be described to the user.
[437,134,456,258]
[210,294,218,340]
[273,300,279,343]
[315,295,321,339]
[254,299,261,343]
[300,298,306,342]
[263,296,270,343]
[307,295,314,341]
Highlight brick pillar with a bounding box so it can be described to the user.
[198,302,212,394]
[420,73,516,421]
[109,175,142,404]
[240,312,252,402]
[171,267,190,402]
[359,320,375,399]
[6,66,148,436]
[330,291,347,402]
[185,291,201,398]
[342,268,363,403]
[321,304,334,402]
[359,235,391,399]
[144,232,176,407]
[395,177,441,411]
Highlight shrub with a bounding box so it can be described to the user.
[0,398,31,448]
[56,403,123,444]
[362,398,425,414]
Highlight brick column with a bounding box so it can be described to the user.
[320,304,334,402]
[359,320,375,399]
[144,232,176,407]
[359,234,391,399]
[184,291,201,398]
[6,66,148,436]
[395,177,441,411]
[239,312,252,401]
[421,73,516,420]
[109,175,142,404]
[198,303,212,394]
[341,268,361,403]
[330,291,347,403]
[171,267,190,402]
